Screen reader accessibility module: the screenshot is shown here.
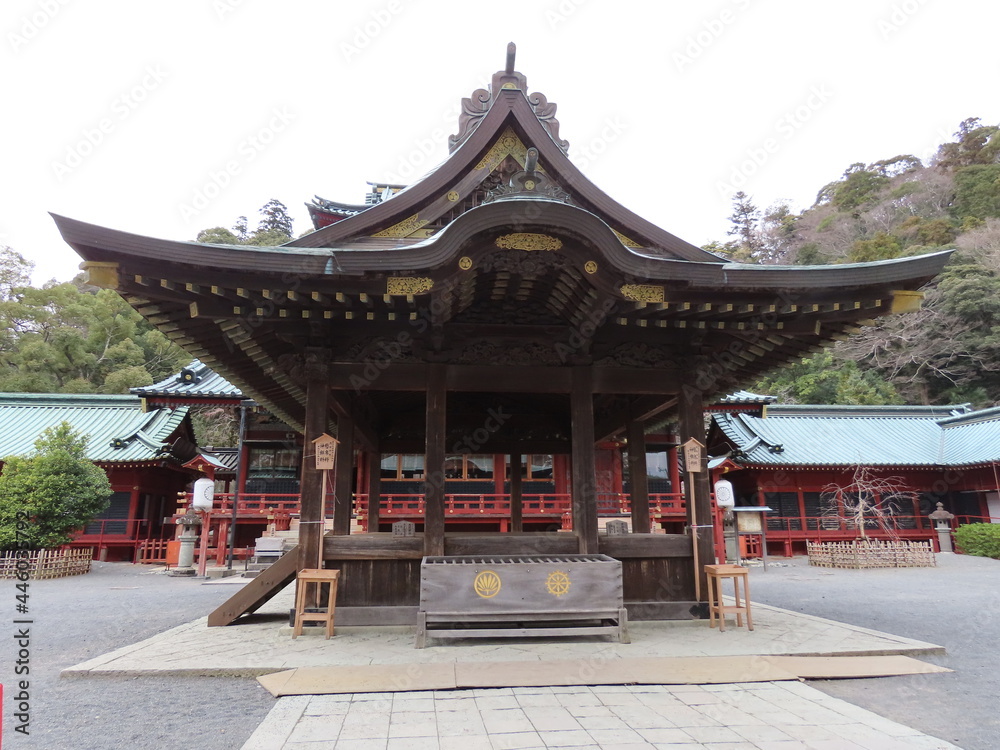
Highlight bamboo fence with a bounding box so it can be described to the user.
[0,547,94,579]
[807,539,936,569]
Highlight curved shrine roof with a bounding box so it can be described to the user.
[712,403,1000,468]
[51,47,954,433]
[0,393,194,465]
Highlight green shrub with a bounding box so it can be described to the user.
[954,523,1000,559]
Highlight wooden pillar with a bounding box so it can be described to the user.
[679,384,714,603]
[332,406,354,536]
[423,364,447,556]
[668,444,681,498]
[509,453,523,533]
[571,368,599,554]
[299,359,330,570]
[627,414,651,534]
[366,449,381,533]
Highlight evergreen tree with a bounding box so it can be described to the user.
[0,422,112,550]
[254,199,293,240]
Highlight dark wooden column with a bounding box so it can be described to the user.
[299,351,330,570]
[366,449,381,533]
[423,364,447,556]
[627,412,651,534]
[332,405,355,536]
[679,384,714,603]
[509,453,523,533]
[571,368,599,554]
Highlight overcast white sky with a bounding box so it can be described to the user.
[4,0,998,284]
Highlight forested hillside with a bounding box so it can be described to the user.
[0,245,187,394]
[0,200,296,445]
[708,118,1000,407]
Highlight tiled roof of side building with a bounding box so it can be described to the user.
[718,391,778,405]
[937,405,1000,465]
[713,402,1000,468]
[131,360,243,400]
[0,393,193,464]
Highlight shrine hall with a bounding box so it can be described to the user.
[53,45,951,626]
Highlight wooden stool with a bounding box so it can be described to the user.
[293,568,340,639]
[704,564,753,632]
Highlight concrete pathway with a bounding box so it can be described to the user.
[63,582,942,677]
[243,682,960,749]
[62,580,962,748]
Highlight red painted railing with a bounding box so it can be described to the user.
[352,492,686,516]
[762,514,936,557]
[766,514,932,534]
[349,492,689,531]
[953,514,1000,527]
[178,492,301,515]
[353,493,573,519]
[72,519,147,545]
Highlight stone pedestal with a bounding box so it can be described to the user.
[169,510,201,577]
[928,502,955,554]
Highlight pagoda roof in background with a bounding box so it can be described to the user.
[0,393,196,466]
[132,359,244,406]
[710,402,1000,468]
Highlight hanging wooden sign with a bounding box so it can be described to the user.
[313,433,339,471]
[682,437,704,473]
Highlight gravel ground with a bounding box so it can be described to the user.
[3,555,997,749]
[0,563,274,750]
[748,552,1000,750]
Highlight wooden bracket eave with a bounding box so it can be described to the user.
[890,290,924,314]
[80,261,120,289]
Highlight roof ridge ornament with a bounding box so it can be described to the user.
[449,42,569,155]
[484,147,572,204]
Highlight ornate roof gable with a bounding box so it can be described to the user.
[449,42,568,154]
[286,46,716,262]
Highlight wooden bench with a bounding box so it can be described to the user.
[416,554,629,648]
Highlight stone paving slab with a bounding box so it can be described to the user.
[61,583,944,678]
[58,580,958,749]
[241,682,962,750]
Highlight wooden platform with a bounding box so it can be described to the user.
[210,532,700,627]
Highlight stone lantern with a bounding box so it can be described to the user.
[928,502,955,554]
[169,506,202,576]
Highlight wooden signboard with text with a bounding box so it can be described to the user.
[682,437,704,473]
[313,433,339,471]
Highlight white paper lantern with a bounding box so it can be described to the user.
[714,478,735,509]
[192,477,215,511]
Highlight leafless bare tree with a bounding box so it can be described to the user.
[823,464,911,540]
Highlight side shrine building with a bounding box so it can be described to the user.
[53,46,951,624]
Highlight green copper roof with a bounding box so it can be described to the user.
[713,403,1000,468]
[131,360,243,400]
[0,393,192,464]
